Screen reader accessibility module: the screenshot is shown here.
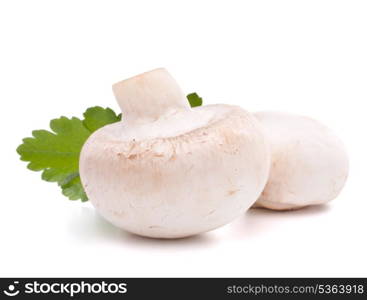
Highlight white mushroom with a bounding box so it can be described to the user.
[79,68,270,238]
[253,111,349,210]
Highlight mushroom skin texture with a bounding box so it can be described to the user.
[79,68,270,238]
[253,111,349,211]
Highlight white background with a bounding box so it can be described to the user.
[1,0,366,277]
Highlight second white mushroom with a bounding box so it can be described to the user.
[253,111,349,210]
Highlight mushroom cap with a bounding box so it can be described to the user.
[80,105,270,238]
[253,111,349,210]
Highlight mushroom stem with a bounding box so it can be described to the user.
[112,68,191,124]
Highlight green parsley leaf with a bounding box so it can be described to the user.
[17,117,89,174]
[61,174,88,201]
[83,106,121,133]
[17,94,203,202]
[187,93,203,107]
[16,107,121,201]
